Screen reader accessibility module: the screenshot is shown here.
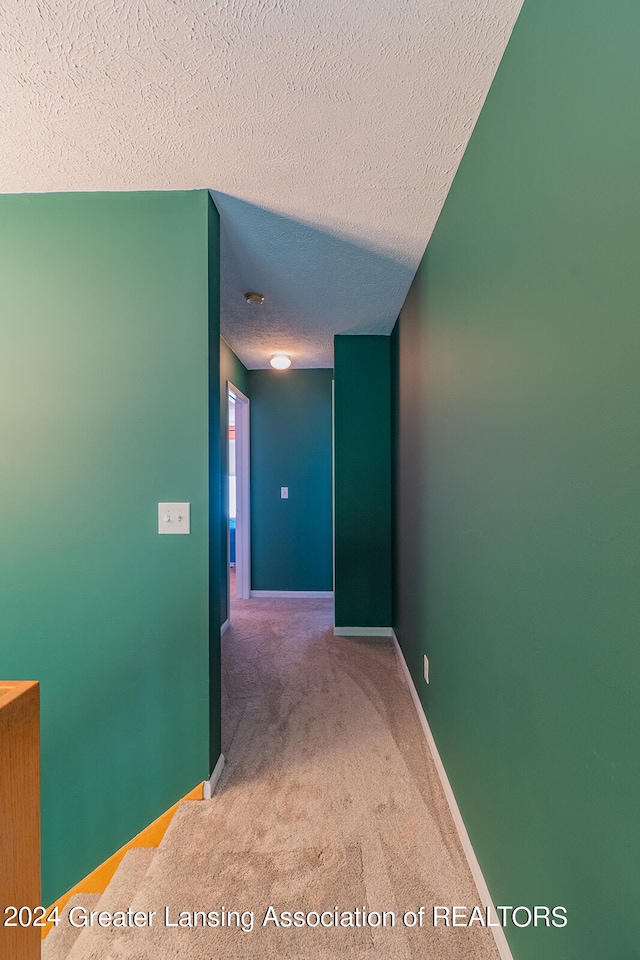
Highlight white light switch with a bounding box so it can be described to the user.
[281,487,289,499]
[158,502,190,534]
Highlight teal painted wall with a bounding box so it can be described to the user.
[393,1,640,957]
[0,191,218,903]
[221,338,249,401]
[208,194,222,768]
[248,368,333,592]
[219,338,249,624]
[334,336,392,628]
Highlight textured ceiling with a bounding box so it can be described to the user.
[1,0,524,368]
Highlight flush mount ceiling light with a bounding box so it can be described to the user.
[244,291,264,305]
[270,354,291,370]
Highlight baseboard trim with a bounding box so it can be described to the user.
[391,631,515,960]
[334,626,393,637]
[203,753,225,800]
[250,590,334,599]
[220,619,230,636]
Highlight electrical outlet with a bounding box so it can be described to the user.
[423,655,429,684]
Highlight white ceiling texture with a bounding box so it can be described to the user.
[1,0,523,368]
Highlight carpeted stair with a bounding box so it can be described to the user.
[43,596,503,960]
[43,848,155,960]
[42,893,101,960]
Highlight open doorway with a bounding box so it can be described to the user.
[227,383,250,605]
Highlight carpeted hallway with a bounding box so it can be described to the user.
[48,594,502,959]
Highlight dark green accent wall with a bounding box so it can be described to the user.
[248,368,333,592]
[393,1,640,956]
[220,338,249,401]
[208,194,222,768]
[219,338,249,625]
[0,191,217,904]
[334,336,392,628]
[390,314,424,645]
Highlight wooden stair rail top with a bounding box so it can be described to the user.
[0,680,38,706]
[0,680,41,960]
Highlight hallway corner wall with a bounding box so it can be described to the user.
[392,1,640,957]
[334,335,392,629]
[219,337,250,627]
[0,190,217,904]
[208,193,222,767]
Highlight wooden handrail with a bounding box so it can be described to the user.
[0,681,41,960]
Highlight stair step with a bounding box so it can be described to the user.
[65,847,156,960]
[42,893,101,960]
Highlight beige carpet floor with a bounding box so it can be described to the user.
[70,594,501,959]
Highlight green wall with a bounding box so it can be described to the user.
[208,194,222,768]
[248,368,333,592]
[219,338,249,624]
[220,337,249,401]
[334,335,392,628]
[0,191,218,903]
[393,1,640,957]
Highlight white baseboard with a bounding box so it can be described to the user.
[203,754,225,800]
[391,631,515,960]
[334,626,393,637]
[220,619,230,636]
[250,590,334,599]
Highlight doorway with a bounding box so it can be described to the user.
[227,383,250,605]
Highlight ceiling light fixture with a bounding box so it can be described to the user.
[270,354,291,370]
[244,291,264,305]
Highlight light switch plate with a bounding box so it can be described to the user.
[158,502,190,534]
[423,655,429,683]
[281,487,289,499]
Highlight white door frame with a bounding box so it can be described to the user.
[227,382,251,600]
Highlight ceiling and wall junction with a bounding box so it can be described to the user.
[1,0,524,366]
